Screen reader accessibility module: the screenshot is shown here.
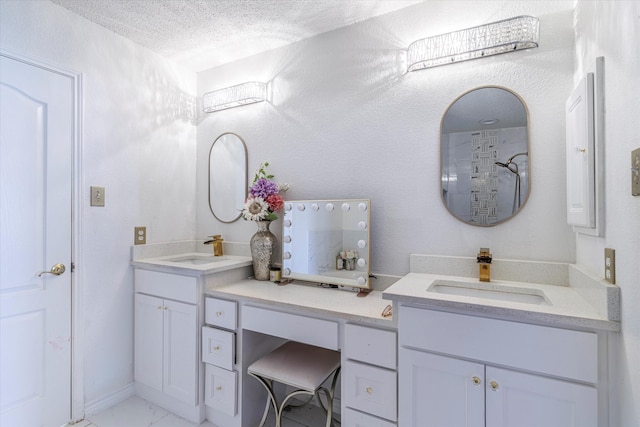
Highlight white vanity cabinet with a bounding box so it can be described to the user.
[134,270,201,421]
[343,323,398,425]
[398,305,602,427]
[202,297,238,417]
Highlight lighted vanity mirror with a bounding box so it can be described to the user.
[208,133,248,223]
[281,199,371,289]
[441,86,530,226]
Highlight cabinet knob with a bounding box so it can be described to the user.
[472,376,482,386]
[216,386,222,391]
[365,386,373,394]
[213,346,220,351]
[490,381,499,391]
[216,311,223,317]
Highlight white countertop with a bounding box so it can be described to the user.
[383,273,620,332]
[206,279,395,327]
[131,252,252,275]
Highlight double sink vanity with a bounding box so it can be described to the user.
[131,242,619,427]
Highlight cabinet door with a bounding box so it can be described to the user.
[486,366,598,427]
[399,349,484,427]
[163,299,198,404]
[134,293,164,391]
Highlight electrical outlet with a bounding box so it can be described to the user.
[90,186,105,207]
[632,147,640,196]
[134,226,146,245]
[604,248,615,284]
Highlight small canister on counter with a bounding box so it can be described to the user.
[269,265,282,282]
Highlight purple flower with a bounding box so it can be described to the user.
[250,178,279,199]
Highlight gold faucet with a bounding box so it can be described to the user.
[204,235,224,256]
[477,248,492,282]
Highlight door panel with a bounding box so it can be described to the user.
[486,366,598,427]
[0,55,73,427]
[399,349,484,427]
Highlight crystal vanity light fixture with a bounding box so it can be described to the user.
[202,81,268,113]
[407,15,539,72]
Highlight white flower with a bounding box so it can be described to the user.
[242,196,269,221]
[278,182,290,192]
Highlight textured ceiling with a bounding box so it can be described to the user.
[50,0,423,72]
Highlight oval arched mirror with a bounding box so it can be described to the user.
[441,86,530,226]
[209,133,248,223]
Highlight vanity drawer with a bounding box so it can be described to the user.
[343,407,396,427]
[204,364,237,416]
[202,327,235,370]
[345,323,396,369]
[243,305,339,350]
[205,297,237,330]
[135,269,198,303]
[400,306,598,383]
[344,360,397,422]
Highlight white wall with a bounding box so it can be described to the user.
[574,2,640,426]
[197,0,576,276]
[0,1,196,405]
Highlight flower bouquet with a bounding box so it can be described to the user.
[242,162,289,221]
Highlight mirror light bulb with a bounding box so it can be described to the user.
[341,203,350,211]
[284,203,292,211]
[283,252,291,259]
[311,203,319,211]
[284,236,291,243]
[357,240,367,248]
[357,258,366,267]
[284,220,292,227]
[357,276,366,286]
[358,202,367,211]
[284,268,291,275]
[358,221,367,230]
[297,203,305,211]
[325,203,334,211]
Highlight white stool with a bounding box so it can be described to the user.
[247,341,341,427]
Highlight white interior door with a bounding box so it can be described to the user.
[0,55,73,427]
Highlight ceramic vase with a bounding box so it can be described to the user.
[250,220,277,281]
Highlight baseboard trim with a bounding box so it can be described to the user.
[84,383,135,416]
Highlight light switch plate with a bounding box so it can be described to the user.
[604,248,615,284]
[90,186,105,207]
[632,148,640,196]
[134,226,146,245]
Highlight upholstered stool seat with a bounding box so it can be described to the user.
[248,341,341,427]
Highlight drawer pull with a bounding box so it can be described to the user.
[216,311,223,317]
[216,386,222,391]
[490,381,499,391]
[365,386,373,394]
[472,376,481,386]
[213,346,221,351]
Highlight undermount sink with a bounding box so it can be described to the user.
[427,279,550,305]
[165,255,228,265]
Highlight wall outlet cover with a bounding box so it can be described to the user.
[134,226,146,245]
[604,247,615,284]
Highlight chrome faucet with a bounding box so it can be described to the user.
[477,248,492,282]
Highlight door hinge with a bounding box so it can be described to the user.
[71,262,75,273]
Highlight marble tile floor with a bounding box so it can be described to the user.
[70,395,335,427]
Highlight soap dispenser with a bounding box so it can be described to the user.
[477,248,492,282]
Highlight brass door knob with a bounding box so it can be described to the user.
[38,263,65,277]
[490,381,499,391]
[472,376,482,386]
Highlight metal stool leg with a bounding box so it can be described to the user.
[248,372,278,427]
